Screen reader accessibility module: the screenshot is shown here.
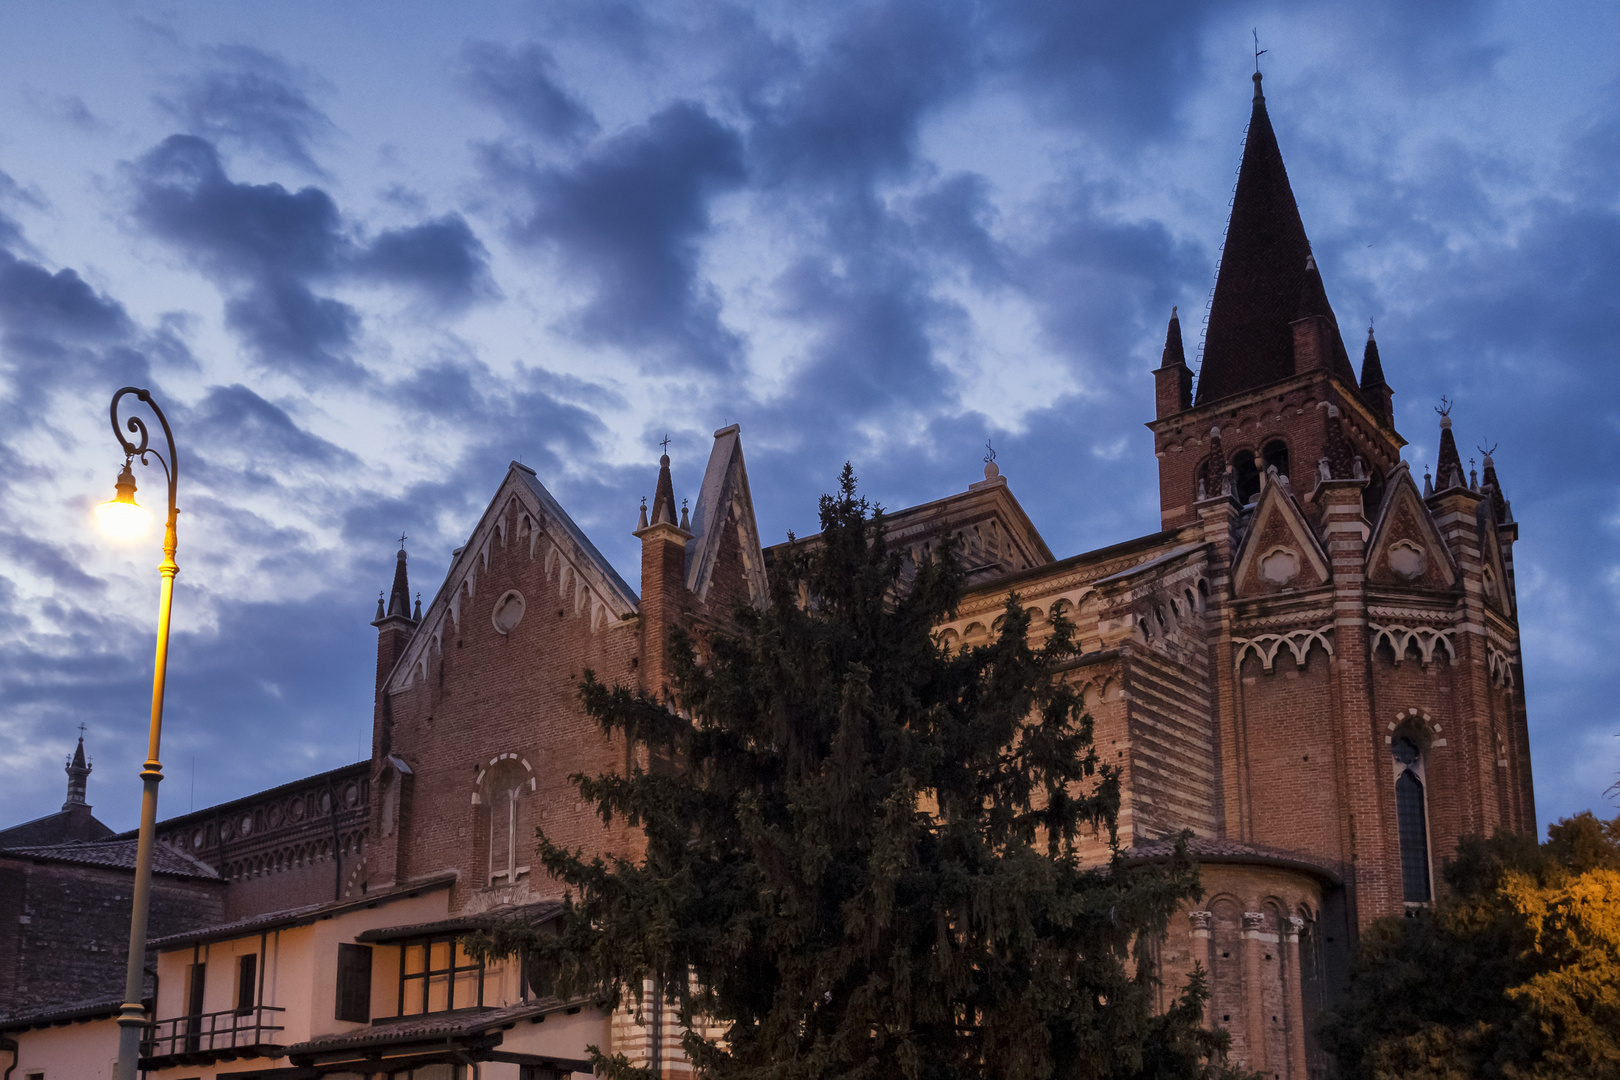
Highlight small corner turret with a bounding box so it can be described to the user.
[372,539,419,693]
[1154,306,1193,419]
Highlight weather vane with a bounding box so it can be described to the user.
[1253,29,1267,73]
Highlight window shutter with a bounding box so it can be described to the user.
[237,954,257,1013]
[335,943,373,1023]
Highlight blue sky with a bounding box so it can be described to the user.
[0,1,1615,836]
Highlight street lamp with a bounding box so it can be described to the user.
[99,387,179,1080]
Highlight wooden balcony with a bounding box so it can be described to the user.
[141,1004,287,1066]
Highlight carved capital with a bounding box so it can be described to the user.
[1188,910,1212,933]
[1241,911,1266,933]
[1286,916,1305,939]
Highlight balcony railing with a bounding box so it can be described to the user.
[143,1004,286,1059]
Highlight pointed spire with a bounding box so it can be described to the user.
[413,592,422,621]
[374,590,385,621]
[1160,306,1187,369]
[1435,404,1464,493]
[650,450,677,527]
[1361,324,1388,391]
[637,496,649,531]
[1480,446,1508,523]
[1195,75,1358,406]
[679,498,690,532]
[385,546,412,619]
[1154,305,1195,417]
[63,729,91,811]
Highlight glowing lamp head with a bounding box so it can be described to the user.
[95,460,152,540]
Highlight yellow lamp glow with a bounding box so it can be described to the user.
[95,461,152,540]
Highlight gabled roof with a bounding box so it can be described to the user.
[1195,73,1359,407]
[148,871,457,950]
[766,471,1055,589]
[0,804,113,849]
[389,463,640,693]
[1366,463,1459,590]
[0,837,220,880]
[686,425,769,608]
[1230,471,1332,597]
[356,898,561,942]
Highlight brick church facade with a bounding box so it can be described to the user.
[0,73,1533,1080]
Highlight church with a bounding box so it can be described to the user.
[0,72,1534,1080]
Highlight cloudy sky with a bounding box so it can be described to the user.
[0,1,1615,837]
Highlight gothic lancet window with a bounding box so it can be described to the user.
[1261,438,1289,479]
[1392,737,1432,903]
[481,759,532,887]
[1232,450,1261,505]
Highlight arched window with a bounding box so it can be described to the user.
[480,759,532,886]
[1232,450,1260,505]
[1261,438,1289,478]
[1392,737,1432,903]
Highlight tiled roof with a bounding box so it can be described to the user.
[1127,835,1342,885]
[285,1001,572,1054]
[0,995,125,1030]
[357,899,562,943]
[0,838,220,879]
[148,871,458,949]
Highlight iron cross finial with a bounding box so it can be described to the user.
[398,532,408,551]
[984,438,996,464]
[1435,395,1453,418]
[78,722,86,738]
[1253,29,1267,73]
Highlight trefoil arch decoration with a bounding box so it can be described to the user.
[1369,623,1457,668]
[1487,645,1516,688]
[1232,625,1334,672]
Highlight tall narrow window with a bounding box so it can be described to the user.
[482,760,530,886]
[236,954,257,1015]
[1392,737,1432,903]
[1261,438,1289,478]
[1232,450,1260,504]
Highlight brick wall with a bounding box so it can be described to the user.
[0,857,224,1014]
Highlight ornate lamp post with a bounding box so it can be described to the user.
[96,387,180,1080]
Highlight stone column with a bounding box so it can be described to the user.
[1242,910,1267,1074]
[1285,916,1309,1079]
[1188,910,1214,1026]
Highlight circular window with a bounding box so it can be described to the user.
[493,590,526,635]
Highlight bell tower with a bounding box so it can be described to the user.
[1149,70,1403,529]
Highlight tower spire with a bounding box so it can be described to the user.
[1434,399,1464,492]
[650,443,678,527]
[385,544,412,620]
[1195,74,1359,407]
[63,728,91,811]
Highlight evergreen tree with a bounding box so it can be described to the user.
[478,468,1238,1079]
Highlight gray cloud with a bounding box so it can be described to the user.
[487,100,747,371]
[455,41,599,145]
[160,46,334,173]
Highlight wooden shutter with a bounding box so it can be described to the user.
[335,943,373,1023]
